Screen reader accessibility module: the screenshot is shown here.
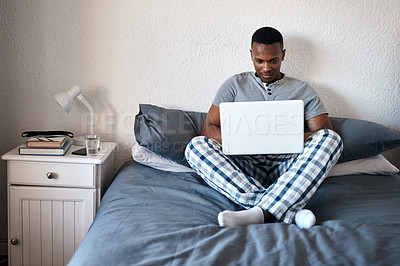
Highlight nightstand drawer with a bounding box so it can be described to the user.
[8,161,95,187]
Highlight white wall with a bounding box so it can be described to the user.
[1,0,399,253]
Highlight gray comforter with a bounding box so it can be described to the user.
[69,161,400,266]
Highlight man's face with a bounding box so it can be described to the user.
[250,42,286,84]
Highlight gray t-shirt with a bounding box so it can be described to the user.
[212,72,327,121]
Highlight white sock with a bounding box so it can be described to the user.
[295,209,316,229]
[218,206,264,227]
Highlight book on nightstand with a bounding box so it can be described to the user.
[26,136,69,148]
[19,138,72,155]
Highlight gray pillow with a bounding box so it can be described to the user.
[331,117,400,163]
[134,104,400,165]
[134,104,207,166]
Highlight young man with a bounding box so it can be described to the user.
[185,27,343,228]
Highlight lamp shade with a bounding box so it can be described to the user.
[52,85,95,137]
[52,85,82,113]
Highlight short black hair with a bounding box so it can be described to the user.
[251,27,283,48]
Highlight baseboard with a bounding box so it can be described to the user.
[0,240,7,255]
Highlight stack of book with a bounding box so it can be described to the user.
[19,136,72,155]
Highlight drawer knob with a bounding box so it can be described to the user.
[10,238,18,245]
[47,172,55,179]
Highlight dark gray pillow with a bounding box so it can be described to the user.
[134,104,207,166]
[134,104,400,165]
[331,117,400,163]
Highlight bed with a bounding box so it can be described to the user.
[68,104,400,266]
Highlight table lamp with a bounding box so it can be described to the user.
[53,85,95,145]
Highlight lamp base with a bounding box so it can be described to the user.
[73,136,86,146]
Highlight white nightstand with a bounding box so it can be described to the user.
[1,141,117,266]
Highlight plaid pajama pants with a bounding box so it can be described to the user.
[185,129,343,224]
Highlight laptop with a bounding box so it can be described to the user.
[219,100,304,155]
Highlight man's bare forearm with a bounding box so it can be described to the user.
[201,123,222,144]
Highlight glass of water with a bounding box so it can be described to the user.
[85,135,100,155]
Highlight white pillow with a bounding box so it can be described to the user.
[132,143,194,172]
[327,154,399,177]
[132,143,399,176]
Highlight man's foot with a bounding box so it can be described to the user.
[218,206,273,227]
[295,209,316,229]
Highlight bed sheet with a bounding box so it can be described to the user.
[69,161,400,266]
